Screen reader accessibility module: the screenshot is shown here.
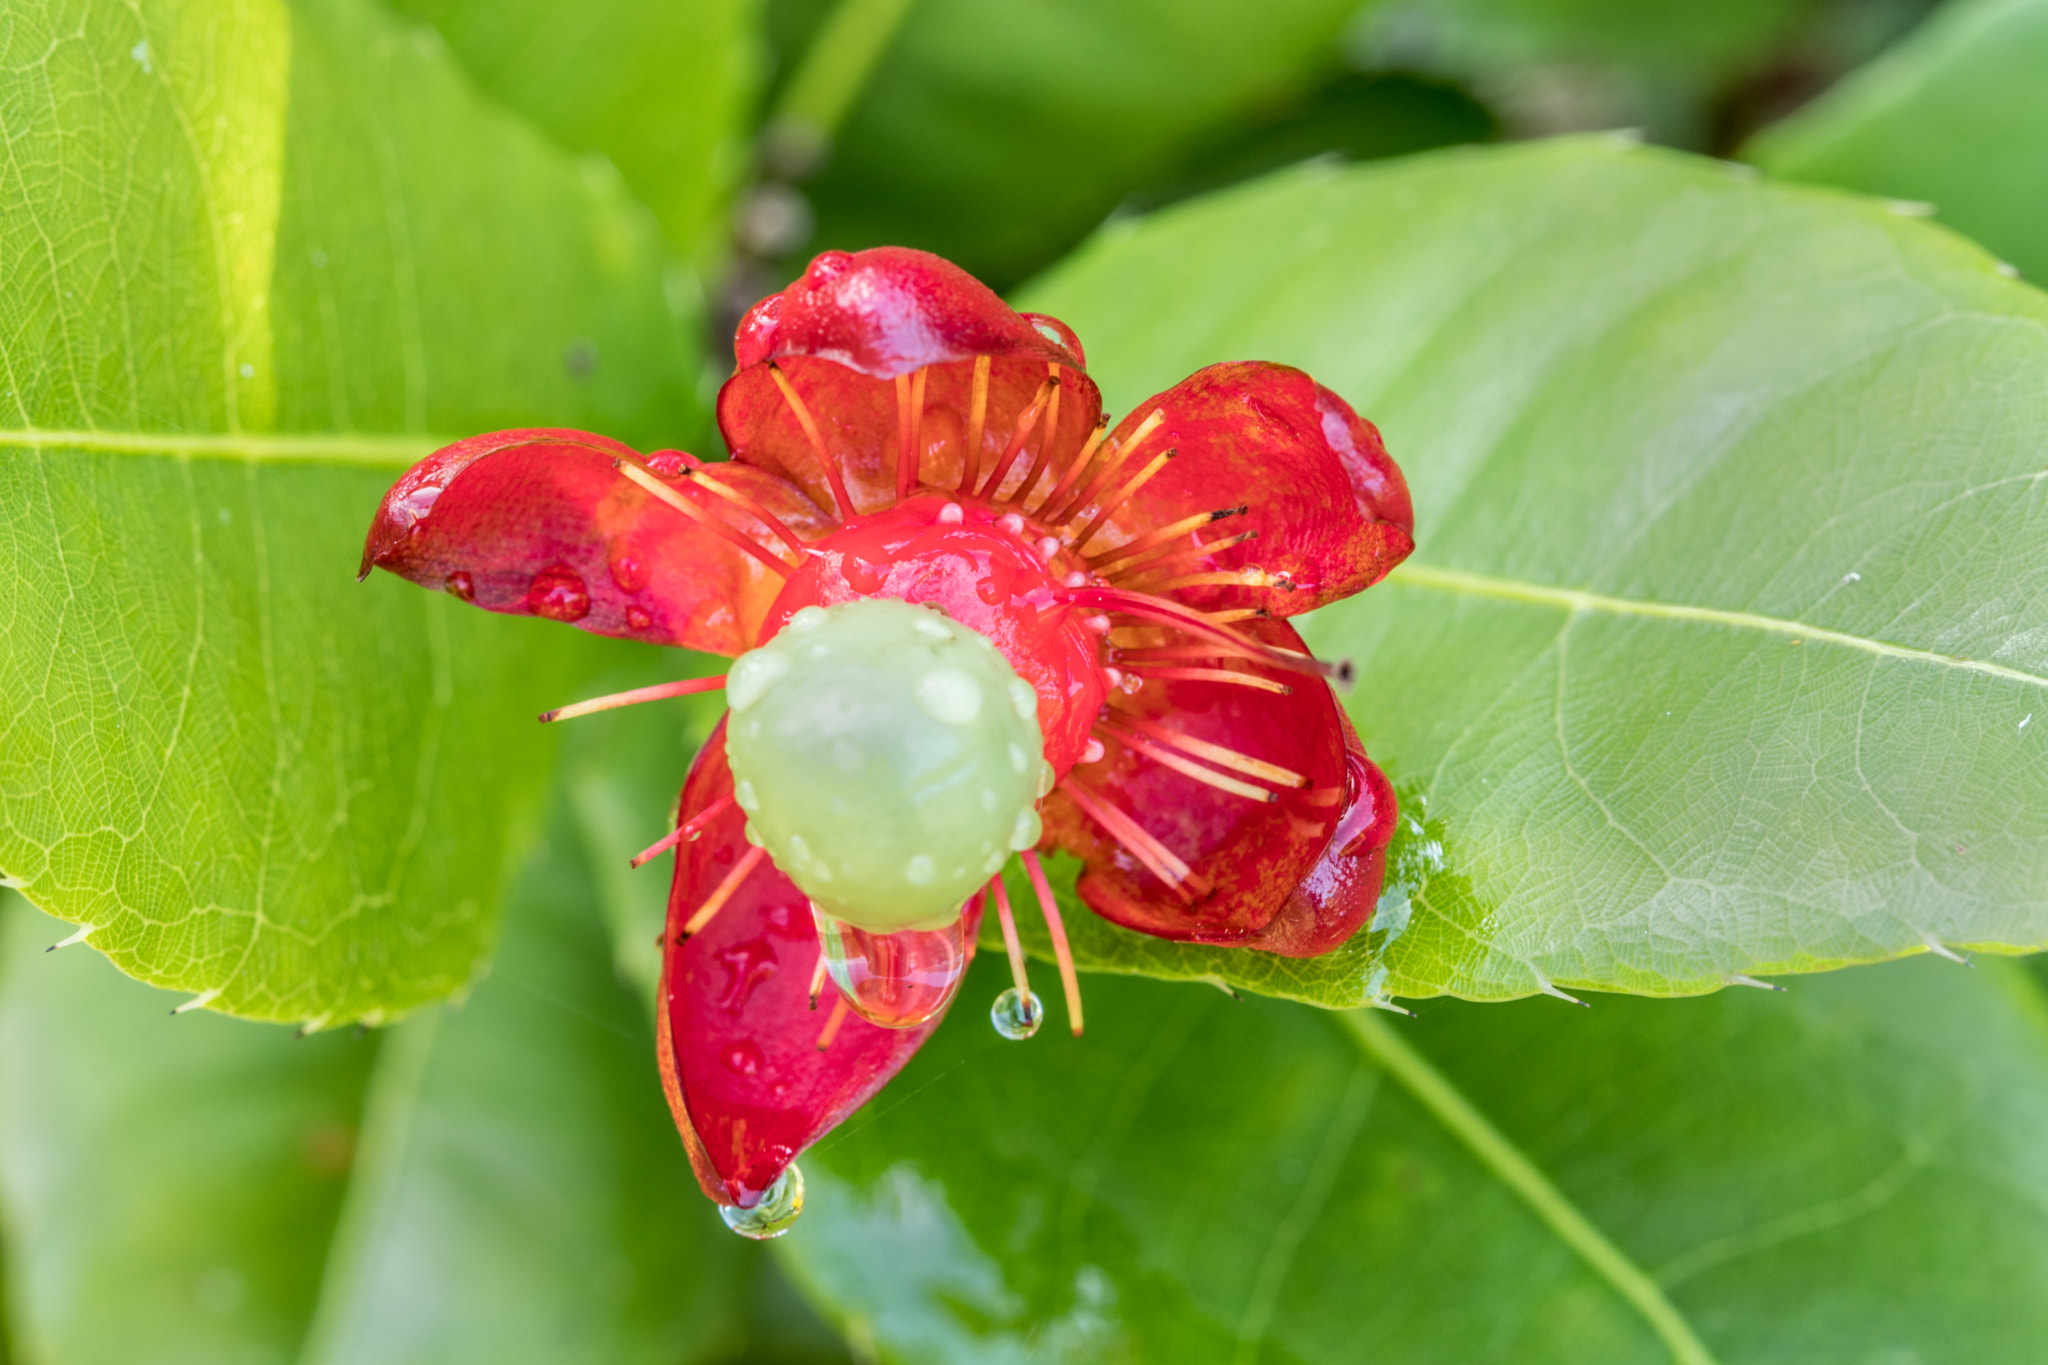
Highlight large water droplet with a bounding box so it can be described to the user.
[813,907,968,1028]
[990,986,1043,1040]
[720,1164,803,1239]
[528,565,590,622]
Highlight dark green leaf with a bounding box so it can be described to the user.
[0,0,699,1022]
[779,950,2048,1361]
[1018,139,2048,1000]
[1748,0,2048,284]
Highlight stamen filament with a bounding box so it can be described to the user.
[1141,568,1295,594]
[768,363,856,519]
[976,375,1059,500]
[1203,608,1268,624]
[1104,712,1309,789]
[1031,414,1110,516]
[1072,587,1348,684]
[1100,726,1278,802]
[540,674,727,724]
[1047,408,1164,524]
[649,451,807,555]
[989,873,1033,1003]
[1021,850,1084,1035]
[1124,665,1292,695]
[616,461,797,576]
[1071,448,1175,553]
[629,792,739,868]
[1057,779,1195,901]
[1105,529,1260,584]
[895,373,913,500]
[1011,363,1064,506]
[808,954,828,1009]
[815,995,851,1050]
[894,367,928,502]
[681,845,766,937]
[961,355,991,493]
[1087,507,1243,576]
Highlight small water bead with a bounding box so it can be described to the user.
[991,987,1044,1040]
[813,907,969,1027]
[720,1165,804,1239]
[725,598,1047,933]
[528,565,590,622]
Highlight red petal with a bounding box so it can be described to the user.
[720,250,1103,515]
[1240,714,1397,957]
[657,720,971,1207]
[360,429,826,658]
[1073,362,1413,616]
[1042,618,1353,943]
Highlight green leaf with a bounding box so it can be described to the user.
[386,0,761,263]
[0,0,699,1023]
[778,951,2048,1361]
[796,0,1374,288]
[1747,0,2048,285]
[0,825,771,1363]
[1017,138,2048,1001]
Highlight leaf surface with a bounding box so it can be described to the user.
[0,0,700,1022]
[777,951,2048,1362]
[1748,0,2048,283]
[1017,138,2048,1000]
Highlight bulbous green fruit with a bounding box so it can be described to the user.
[724,598,1049,933]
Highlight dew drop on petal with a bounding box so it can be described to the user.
[937,502,965,525]
[991,987,1044,1040]
[720,1165,804,1239]
[528,565,589,622]
[443,570,474,602]
[813,909,969,1028]
[997,512,1025,536]
[608,549,650,593]
[625,605,653,631]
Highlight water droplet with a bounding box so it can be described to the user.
[904,854,936,884]
[625,606,653,631]
[444,570,474,602]
[723,1041,763,1075]
[733,779,759,812]
[398,484,441,527]
[916,669,982,724]
[991,987,1043,1040]
[609,549,650,592]
[727,649,790,711]
[997,512,1026,536]
[787,605,828,633]
[937,502,965,525]
[1009,806,1042,851]
[528,566,589,622]
[720,1165,804,1239]
[1036,759,1055,798]
[813,909,969,1028]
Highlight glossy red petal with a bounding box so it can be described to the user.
[1240,713,1397,957]
[360,429,826,658]
[1042,619,1352,943]
[720,250,1103,516]
[657,720,969,1207]
[1073,362,1413,616]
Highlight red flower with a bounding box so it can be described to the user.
[361,247,1413,1232]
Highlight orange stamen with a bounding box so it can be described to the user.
[977,375,1059,500]
[681,845,766,937]
[768,363,856,519]
[1020,850,1084,1035]
[616,461,797,576]
[1203,608,1268,624]
[1071,448,1176,553]
[894,368,928,502]
[989,873,1033,1002]
[1105,529,1260,584]
[808,954,828,1009]
[1011,363,1065,505]
[629,791,739,868]
[1123,665,1292,695]
[1047,409,1164,524]
[648,451,808,556]
[1087,507,1243,575]
[1099,726,1277,802]
[1141,568,1295,595]
[1031,414,1111,517]
[540,674,726,724]
[815,995,851,1050]
[1057,779,1195,901]
[961,355,991,492]
[1104,712,1309,789]
[1074,587,1347,684]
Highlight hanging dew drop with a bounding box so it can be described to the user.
[813,907,970,1028]
[990,987,1044,1040]
[719,1165,804,1239]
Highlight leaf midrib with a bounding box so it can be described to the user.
[0,427,441,466]
[1341,1009,1719,1365]
[1389,561,2048,692]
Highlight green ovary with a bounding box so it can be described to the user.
[724,598,1050,934]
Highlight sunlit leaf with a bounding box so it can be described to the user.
[1018,138,2048,1000]
[0,0,700,1022]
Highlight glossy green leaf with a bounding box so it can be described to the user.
[0,0,699,1023]
[1748,0,2048,284]
[1018,138,2048,1001]
[387,0,760,264]
[796,0,1374,288]
[778,950,2048,1362]
[0,825,778,1363]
